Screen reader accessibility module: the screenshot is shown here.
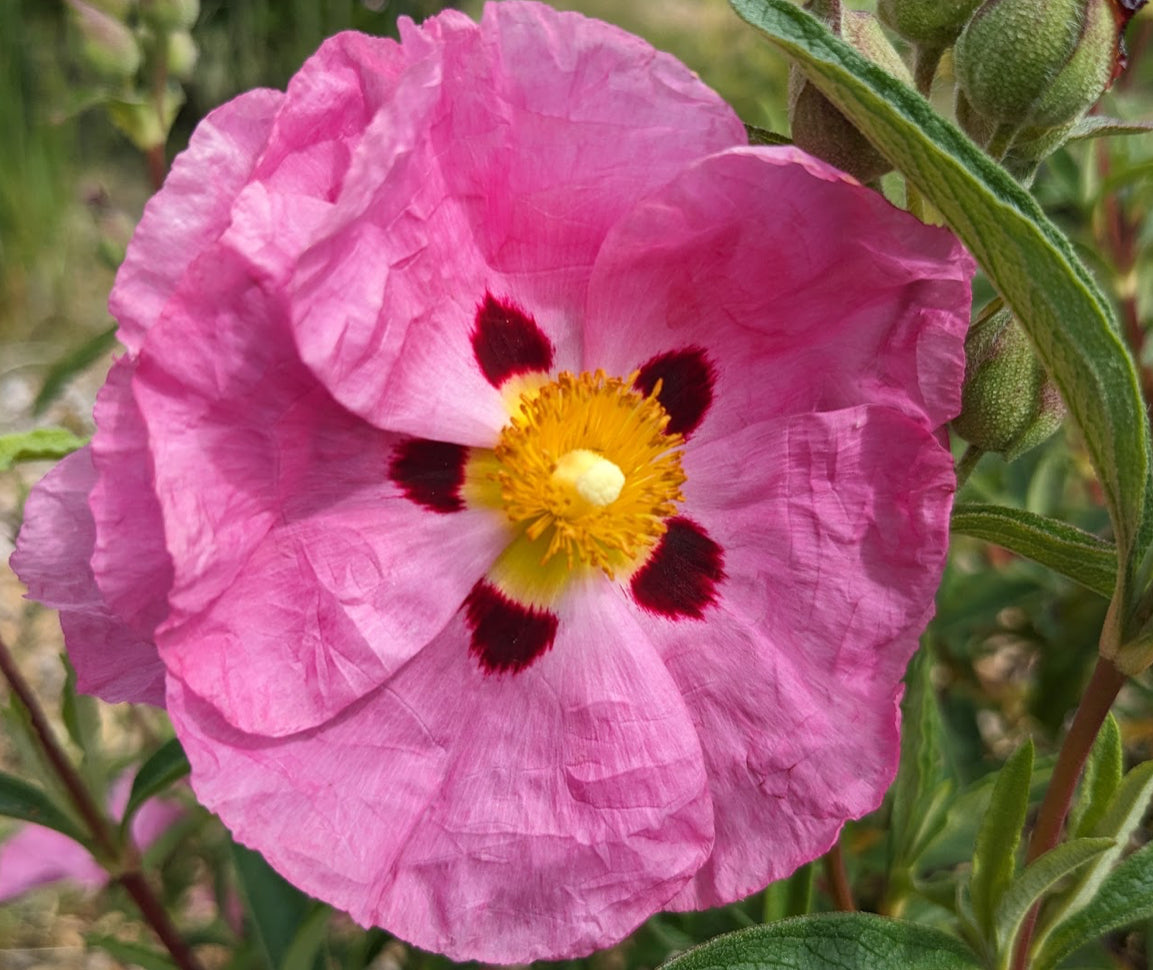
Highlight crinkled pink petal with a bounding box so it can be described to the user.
[168,586,712,962]
[650,405,954,908]
[585,147,972,433]
[90,356,171,638]
[10,449,165,705]
[109,89,283,353]
[290,0,745,441]
[135,186,508,735]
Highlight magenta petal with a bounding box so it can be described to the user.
[10,449,165,706]
[169,587,711,962]
[110,89,282,352]
[586,147,973,436]
[291,1,744,439]
[0,824,105,900]
[651,406,954,907]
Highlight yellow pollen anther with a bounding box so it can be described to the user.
[552,449,625,509]
[491,370,686,578]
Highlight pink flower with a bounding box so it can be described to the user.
[0,776,182,901]
[11,1,973,961]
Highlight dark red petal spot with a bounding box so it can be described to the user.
[634,347,716,438]
[389,438,468,513]
[631,517,725,620]
[471,293,554,388]
[464,581,559,674]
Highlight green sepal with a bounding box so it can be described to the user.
[728,0,1150,637]
[1033,841,1153,970]
[970,740,1033,939]
[0,428,87,471]
[659,913,983,970]
[950,504,1117,599]
[745,124,791,146]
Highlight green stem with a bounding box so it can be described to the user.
[985,123,1019,162]
[955,445,984,490]
[1010,656,1126,970]
[0,636,204,970]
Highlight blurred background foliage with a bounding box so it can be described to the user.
[1,0,1152,968]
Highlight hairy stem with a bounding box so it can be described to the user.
[913,45,943,98]
[1011,656,1125,970]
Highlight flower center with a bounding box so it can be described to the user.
[494,370,686,576]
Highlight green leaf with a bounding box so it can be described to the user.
[729,0,1150,616]
[951,504,1116,599]
[33,325,119,415]
[280,904,330,970]
[659,913,983,970]
[123,737,190,826]
[231,839,319,970]
[1066,116,1153,142]
[888,645,951,913]
[0,770,87,842]
[746,123,792,146]
[993,837,1113,954]
[1041,759,1153,944]
[1070,713,1123,838]
[0,428,87,471]
[971,740,1033,939]
[1034,841,1153,970]
[60,655,102,768]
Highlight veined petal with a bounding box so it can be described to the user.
[650,405,953,906]
[585,146,972,436]
[10,449,165,705]
[110,89,283,352]
[291,1,745,442]
[168,584,711,962]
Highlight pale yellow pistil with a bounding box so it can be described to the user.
[551,449,626,511]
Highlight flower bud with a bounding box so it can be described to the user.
[955,0,1125,130]
[140,0,199,31]
[67,0,142,81]
[166,29,199,81]
[789,10,913,182]
[877,0,983,48]
[952,307,1066,460]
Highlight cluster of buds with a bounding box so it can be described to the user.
[65,0,199,151]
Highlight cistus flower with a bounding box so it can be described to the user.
[11,2,973,961]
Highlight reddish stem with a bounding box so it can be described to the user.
[0,636,204,970]
[1011,656,1125,970]
[824,837,855,912]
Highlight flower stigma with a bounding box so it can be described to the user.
[492,370,686,578]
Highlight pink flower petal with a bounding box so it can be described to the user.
[648,405,954,907]
[10,449,165,705]
[110,89,283,353]
[290,1,745,441]
[585,147,972,435]
[90,356,172,639]
[169,586,712,962]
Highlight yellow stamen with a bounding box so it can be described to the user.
[491,369,686,579]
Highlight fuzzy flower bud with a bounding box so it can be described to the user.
[952,307,1066,460]
[955,0,1128,130]
[140,0,199,31]
[789,9,913,182]
[877,0,983,48]
[66,0,142,81]
[166,29,199,81]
